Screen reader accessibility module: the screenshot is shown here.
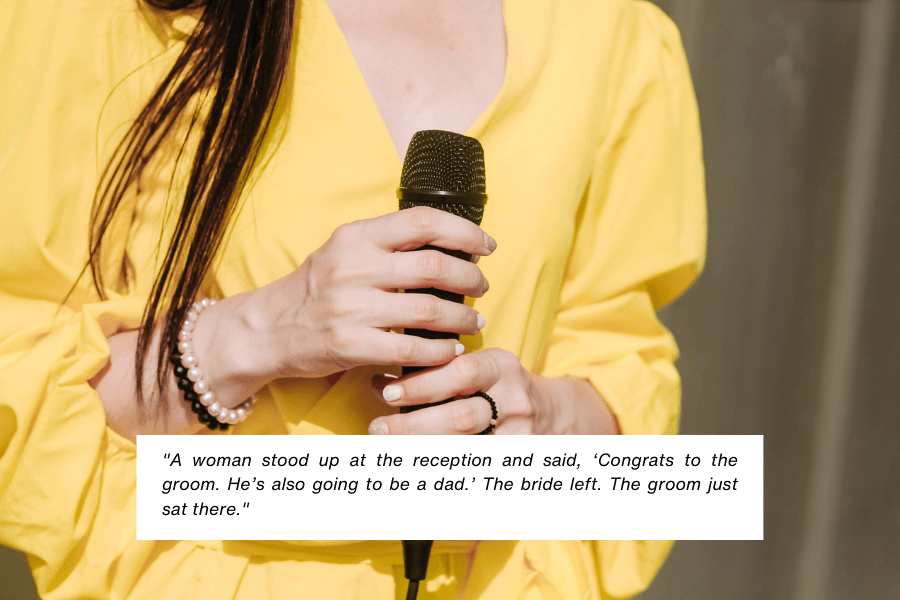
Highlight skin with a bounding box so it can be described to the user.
[91,0,620,438]
[326,0,508,157]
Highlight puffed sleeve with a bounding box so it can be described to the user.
[0,1,168,595]
[0,297,147,595]
[539,2,706,439]
[537,5,706,599]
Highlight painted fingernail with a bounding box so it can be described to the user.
[484,234,497,253]
[476,314,486,330]
[455,343,465,356]
[382,385,403,402]
[369,420,389,435]
[482,279,490,294]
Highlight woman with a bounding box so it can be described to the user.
[0,0,705,598]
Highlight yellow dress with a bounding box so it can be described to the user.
[0,0,706,598]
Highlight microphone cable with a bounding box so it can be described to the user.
[402,540,434,600]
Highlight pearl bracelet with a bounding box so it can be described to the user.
[170,298,255,430]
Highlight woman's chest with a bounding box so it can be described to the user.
[323,0,507,158]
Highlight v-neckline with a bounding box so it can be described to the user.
[318,0,512,162]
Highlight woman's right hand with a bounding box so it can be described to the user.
[94,207,493,437]
[200,206,495,395]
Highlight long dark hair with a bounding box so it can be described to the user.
[88,0,295,405]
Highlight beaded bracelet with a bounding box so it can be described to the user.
[169,298,255,430]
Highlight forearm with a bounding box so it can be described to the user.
[90,291,272,440]
[90,328,201,439]
[530,375,620,435]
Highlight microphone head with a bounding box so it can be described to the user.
[398,130,487,225]
[400,130,486,194]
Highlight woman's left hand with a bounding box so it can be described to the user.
[367,348,620,435]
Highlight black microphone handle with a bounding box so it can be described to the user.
[400,246,470,413]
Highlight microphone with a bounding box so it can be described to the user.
[397,129,488,404]
[396,130,488,600]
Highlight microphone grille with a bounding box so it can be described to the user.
[398,198,485,224]
[400,130,486,194]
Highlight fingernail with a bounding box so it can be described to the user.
[371,373,398,390]
[476,314,486,330]
[482,279,490,294]
[455,343,465,356]
[484,234,497,253]
[369,421,389,435]
[472,254,481,264]
[382,385,403,402]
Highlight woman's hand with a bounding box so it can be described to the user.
[196,207,494,393]
[366,348,621,435]
[95,207,494,438]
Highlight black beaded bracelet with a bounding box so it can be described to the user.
[170,350,228,430]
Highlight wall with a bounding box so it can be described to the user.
[639,1,899,598]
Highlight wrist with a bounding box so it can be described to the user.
[187,292,273,409]
[529,374,566,435]
[530,375,620,435]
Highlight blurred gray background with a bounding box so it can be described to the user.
[2,0,898,598]
[640,0,900,598]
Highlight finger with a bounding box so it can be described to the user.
[363,207,496,256]
[369,395,496,435]
[318,325,463,369]
[365,330,465,367]
[369,290,485,335]
[383,250,489,297]
[372,352,501,407]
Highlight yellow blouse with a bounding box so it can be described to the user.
[0,0,706,598]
